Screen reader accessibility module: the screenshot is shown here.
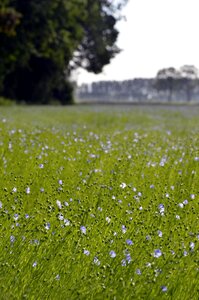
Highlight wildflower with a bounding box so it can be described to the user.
[44,223,50,230]
[64,202,69,207]
[158,204,165,215]
[183,199,188,205]
[80,226,86,234]
[190,242,195,250]
[0,201,2,209]
[109,250,116,258]
[176,215,180,219]
[178,203,184,208]
[39,164,44,168]
[136,269,141,275]
[122,225,127,234]
[40,188,44,193]
[32,261,37,267]
[120,182,127,189]
[161,286,168,292]
[125,253,132,263]
[56,200,62,209]
[106,217,111,223]
[13,214,19,221]
[121,259,126,266]
[55,274,60,280]
[190,194,195,199]
[126,239,133,245]
[93,257,100,266]
[153,249,162,258]
[58,179,63,185]
[26,187,30,194]
[12,187,17,193]
[83,249,90,256]
[10,235,15,243]
[57,213,64,221]
[25,214,29,219]
[183,250,188,256]
[64,219,70,226]
[157,230,163,237]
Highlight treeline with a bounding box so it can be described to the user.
[78,65,199,103]
[0,0,127,105]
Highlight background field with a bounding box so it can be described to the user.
[0,105,198,299]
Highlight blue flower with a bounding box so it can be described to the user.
[161,286,167,292]
[153,249,162,258]
[126,239,133,245]
[83,249,90,256]
[80,226,86,234]
[109,250,116,258]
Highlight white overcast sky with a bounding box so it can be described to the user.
[76,0,199,84]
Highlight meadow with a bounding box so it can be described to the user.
[0,105,198,299]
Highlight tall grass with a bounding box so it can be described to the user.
[0,106,198,299]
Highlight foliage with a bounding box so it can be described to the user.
[155,66,199,102]
[0,0,127,104]
[155,67,180,101]
[0,96,15,106]
[179,65,199,101]
[0,105,198,299]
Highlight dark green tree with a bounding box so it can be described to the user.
[0,0,127,104]
[155,67,180,102]
[179,65,199,102]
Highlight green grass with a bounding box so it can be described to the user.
[0,105,198,299]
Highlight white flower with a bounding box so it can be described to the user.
[106,217,111,223]
[26,187,30,194]
[56,200,62,209]
[120,182,127,189]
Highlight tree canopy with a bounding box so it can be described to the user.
[155,66,199,102]
[0,0,127,104]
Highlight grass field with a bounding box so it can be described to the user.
[0,105,198,299]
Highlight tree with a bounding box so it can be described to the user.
[155,67,180,101]
[0,0,128,104]
[179,65,199,102]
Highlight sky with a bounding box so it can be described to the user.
[76,0,199,85]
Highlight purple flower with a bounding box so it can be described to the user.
[109,250,116,258]
[26,187,30,194]
[161,286,167,292]
[121,225,127,234]
[32,261,37,267]
[126,253,132,263]
[126,239,133,245]
[80,226,86,234]
[10,235,15,243]
[136,268,141,275]
[153,249,162,258]
[83,249,90,256]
